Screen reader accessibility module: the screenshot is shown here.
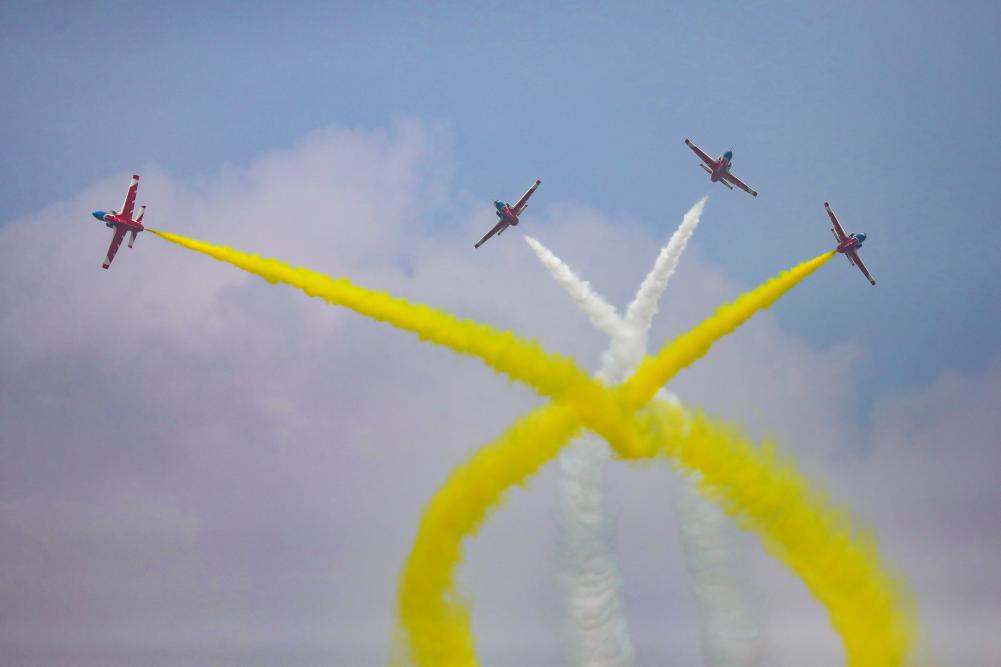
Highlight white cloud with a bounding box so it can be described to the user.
[0,122,994,666]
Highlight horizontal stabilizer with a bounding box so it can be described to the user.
[128,230,138,248]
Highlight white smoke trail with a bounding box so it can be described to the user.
[677,479,764,666]
[527,197,764,667]
[524,237,635,666]
[625,197,706,333]
[524,236,621,339]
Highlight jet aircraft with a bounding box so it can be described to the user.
[825,201,875,285]
[474,180,541,248]
[684,138,758,197]
[91,174,146,269]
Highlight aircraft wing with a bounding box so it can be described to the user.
[102,226,128,269]
[511,180,541,216]
[119,174,140,220]
[474,220,508,248]
[824,202,848,242]
[684,138,716,167]
[722,171,758,197]
[845,248,876,285]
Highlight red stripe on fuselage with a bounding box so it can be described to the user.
[837,239,860,253]
[104,214,144,232]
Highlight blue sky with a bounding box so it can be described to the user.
[3,1,998,406]
[2,4,1000,664]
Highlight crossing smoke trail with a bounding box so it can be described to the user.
[393,249,914,667]
[621,201,760,665]
[526,197,763,666]
[391,249,914,667]
[527,235,638,666]
[150,229,913,666]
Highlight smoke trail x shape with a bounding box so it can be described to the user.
[527,198,763,666]
[150,229,914,666]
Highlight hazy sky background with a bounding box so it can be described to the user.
[1,2,999,666]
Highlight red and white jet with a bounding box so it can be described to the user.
[474,179,541,248]
[825,202,875,286]
[684,138,758,197]
[91,174,146,269]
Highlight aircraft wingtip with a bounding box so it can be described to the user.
[824,201,830,208]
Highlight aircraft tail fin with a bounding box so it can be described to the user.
[135,205,145,223]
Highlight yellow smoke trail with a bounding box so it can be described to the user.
[149,230,594,397]
[149,229,644,453]
[620,251,835,409]
[401,397,915,667]
[397,404,582,665]
[150,230,914,665]
[640,401,916,667]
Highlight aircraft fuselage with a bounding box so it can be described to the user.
[710,151,734,182]
[494,200,519,226]
[93,211,144,232]
[836,232,866,254]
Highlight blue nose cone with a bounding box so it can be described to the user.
[494,200,505,211]
[92,210,106,221]
[723,150,733,162]
[856,232,867,243]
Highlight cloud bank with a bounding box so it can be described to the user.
[0,122,996,666]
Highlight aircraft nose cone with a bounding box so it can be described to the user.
[92,211,105,220]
